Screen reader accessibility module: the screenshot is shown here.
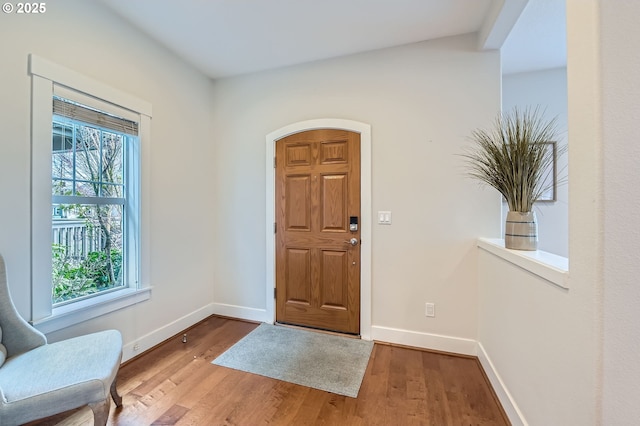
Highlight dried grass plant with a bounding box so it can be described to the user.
[462,107,563,212]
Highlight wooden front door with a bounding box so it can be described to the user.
[275,129,361,334]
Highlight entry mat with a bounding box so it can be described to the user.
[211,323,374,398]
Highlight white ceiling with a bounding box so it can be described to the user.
[100,0,566,79]
[501,0,566,74]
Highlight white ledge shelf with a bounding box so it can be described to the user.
[33,287,152,334]
[477,238,569,289]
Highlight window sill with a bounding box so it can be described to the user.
[477,238,569,289]
[32,287,152,334]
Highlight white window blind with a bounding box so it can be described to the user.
[53,96,139,136]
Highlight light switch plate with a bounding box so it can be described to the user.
[378,211,392,225]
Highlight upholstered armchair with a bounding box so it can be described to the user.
[0,255,123,425]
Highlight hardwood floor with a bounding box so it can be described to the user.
[28,316,509,426]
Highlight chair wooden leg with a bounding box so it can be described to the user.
[88,397,111,426]
[110,377,123,407]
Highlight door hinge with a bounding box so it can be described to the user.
[274,222,277,233]
[274,156,277,168]
[274,287,277,298]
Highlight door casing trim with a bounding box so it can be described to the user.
[266,119,372,340]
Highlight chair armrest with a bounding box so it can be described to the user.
[0,309,47,356]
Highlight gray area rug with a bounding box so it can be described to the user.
[212,323,374,398]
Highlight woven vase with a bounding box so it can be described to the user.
[505,211,538,251]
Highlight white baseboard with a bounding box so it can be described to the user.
[211,302,267,323]
[370,325,477,356]
[121,303,267,361]
[122,303,214,362]
[477,342,527,426]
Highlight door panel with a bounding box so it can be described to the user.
[275,129,361,334]
[285,175,311,230]
[320,249,349,309]
[320,174,347,231]
[285,248,311,305]
[319,140,349,164]
[286,143,312,166]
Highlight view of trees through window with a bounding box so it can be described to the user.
[52,117,127,304]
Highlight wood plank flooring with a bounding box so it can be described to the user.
[27,316,509,426]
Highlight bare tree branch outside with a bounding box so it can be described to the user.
[51,120,125,304]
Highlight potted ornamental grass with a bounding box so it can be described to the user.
[462,107,562,250]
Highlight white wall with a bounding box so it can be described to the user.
[502,68,569,257]
[2,2,635,424]
[476,2,604,425]
[211,34,501,352]
[477,250,597,425]
[600,0,640,424]
[0,0,216,360]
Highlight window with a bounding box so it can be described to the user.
[30,55,152,332]
[51,97,136,305]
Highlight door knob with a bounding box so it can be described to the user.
[345,238,358,246]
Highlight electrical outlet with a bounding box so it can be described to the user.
[425,302,435,318]
[133,343,140,351]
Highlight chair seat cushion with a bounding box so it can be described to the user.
[0,329,122,425]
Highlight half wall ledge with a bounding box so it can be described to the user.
[477,238,569,289]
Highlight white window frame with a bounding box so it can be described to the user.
[29,54,152,333]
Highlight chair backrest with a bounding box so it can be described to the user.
[0,255,46,358]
